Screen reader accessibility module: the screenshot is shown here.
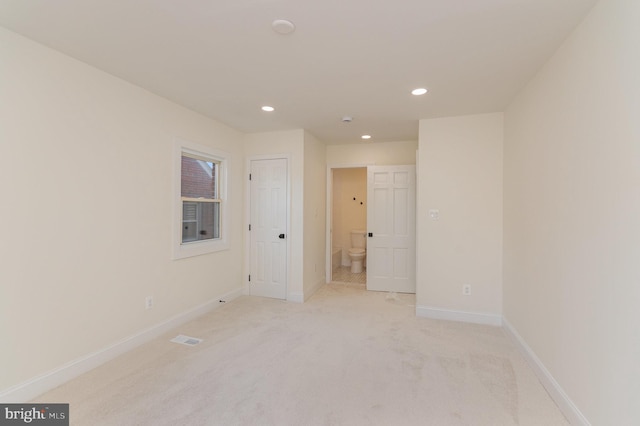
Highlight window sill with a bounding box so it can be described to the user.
[172,239,229,260]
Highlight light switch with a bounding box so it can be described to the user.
[429,209,440,220]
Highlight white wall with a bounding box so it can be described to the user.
[326,140,417,165]
[244,130,305,302]
[503,0,640,423]
[0,28,245,395]
[303,131,326,299]
[417,113,503,324]
[332,168,367,265]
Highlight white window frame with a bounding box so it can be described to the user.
[173,138,230,259]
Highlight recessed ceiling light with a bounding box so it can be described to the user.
[361,135,372,140]
[411,88,428,96]
[272,19,296,35]
[261,106,275,112]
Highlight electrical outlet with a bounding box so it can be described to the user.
[145,296,154,310]
[463,285,471,296]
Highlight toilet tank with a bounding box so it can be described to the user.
[350,230,366,249]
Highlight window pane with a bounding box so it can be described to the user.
[183,202,197,222]
[182,201,220,243]
[182,202,198,243]
[200,202,220,240]
[181,155,217,198]
[182,221,198,242]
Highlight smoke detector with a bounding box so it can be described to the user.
[170,335,202,346]
[272,19,296,35]
[342,116,353,123]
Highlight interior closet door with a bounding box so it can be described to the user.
[249,158,288,299]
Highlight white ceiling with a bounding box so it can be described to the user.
[0,0,597,144]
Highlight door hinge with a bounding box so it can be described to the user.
[248,274,251,282]
[249,224,251,231]
[249,173,252,180]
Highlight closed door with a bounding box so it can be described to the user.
[366,165,416,293]
[249,158,288,299]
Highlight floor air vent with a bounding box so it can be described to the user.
[170,335,203,346]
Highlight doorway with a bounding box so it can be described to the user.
[330,167,367,285]
[326,164,417,293]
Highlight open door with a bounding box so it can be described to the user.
[366,165,416,293]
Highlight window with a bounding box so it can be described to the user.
[173,139,230,259]
[181,154,219,243]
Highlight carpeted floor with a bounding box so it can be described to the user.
[35,284,568,425]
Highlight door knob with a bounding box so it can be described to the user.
[279,234,286,239]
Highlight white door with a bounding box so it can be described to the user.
[249,158,288,299]
[366,165,416,293]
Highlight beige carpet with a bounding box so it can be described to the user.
[35,283,568,425]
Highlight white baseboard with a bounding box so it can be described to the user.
[304,277,325,301]
[287,292,304,303]
[287,277,325,303]
[0,287,243,403]
[415,305,502,326]
[502,318,590,426]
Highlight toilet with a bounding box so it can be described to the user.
[348,230,366,273]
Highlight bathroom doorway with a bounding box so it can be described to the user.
[328,166,367,285]
[326,164,416,292]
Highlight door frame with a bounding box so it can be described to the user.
[325,162,372,283]
[244,154,291,297]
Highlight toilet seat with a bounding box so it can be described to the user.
[349,248,365,255]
